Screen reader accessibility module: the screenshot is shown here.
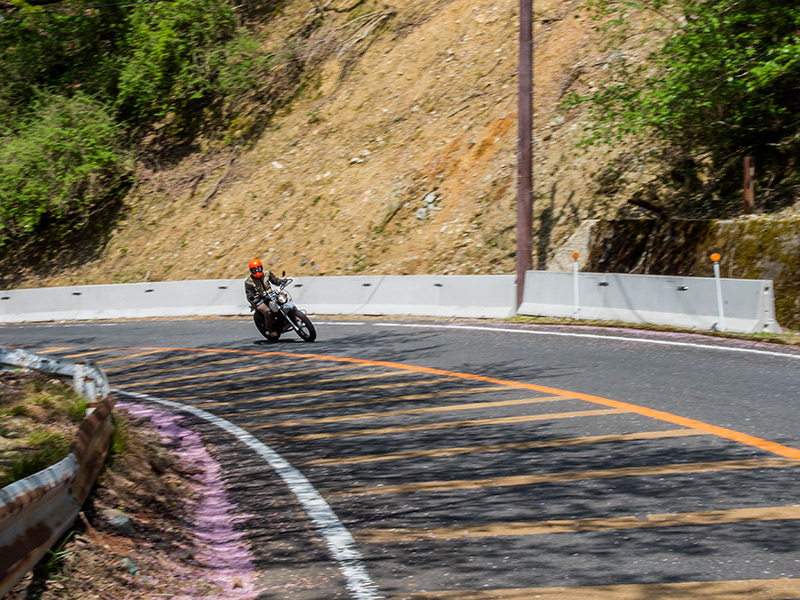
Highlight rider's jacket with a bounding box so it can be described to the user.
[244,271,282,308]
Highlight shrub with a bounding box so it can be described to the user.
[0,93,131,247]
[117,0,239,118]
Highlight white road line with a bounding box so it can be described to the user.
[374,322,800,360]
[115,389,382,600]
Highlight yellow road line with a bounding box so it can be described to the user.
[270,408,626,439]
[133,363,362,393]
[357,503,800,543]
[253,395,571,429]
[386,578,800,599]
[103,351,217,372]
[299,429,710,467]
[193,370,424,404]
[62,348,118,359]
[103,352,249,371]
[217,378,478,416]
[334,457,800,497]
[38,346,73,353]
[98,349,175,365]
[118,358,312,387]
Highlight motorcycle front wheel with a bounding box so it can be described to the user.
[292,311,317,342]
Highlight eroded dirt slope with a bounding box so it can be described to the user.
[4,0,637,288]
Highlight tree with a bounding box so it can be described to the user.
[570,0,800,212]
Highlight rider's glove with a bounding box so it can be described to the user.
[280,278,288,286]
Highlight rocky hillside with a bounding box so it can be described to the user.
[4,0,797,291]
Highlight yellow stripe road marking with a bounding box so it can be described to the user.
[218,383,504,417]
[100,349,205,367]
[357,503,800,543]
[38,346,73,353]
[62,348,119,359]
[103,351,220,372]
[191,370,424,404]
[118,359,313,387]
[299,429,710,467]
[108,346,800,460]
[272,408,626,440]
[106,354,282,375]
[131,363,362,393]
[259,350,800,460]
[253,396,571,429]
[334,457,800,497]
[387,578,800,599]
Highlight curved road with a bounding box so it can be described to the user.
[4,317,800,599]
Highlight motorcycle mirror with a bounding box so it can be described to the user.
[282,271,286,277]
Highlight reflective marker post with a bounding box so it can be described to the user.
[572,252,580,319]
[711,252,726,332]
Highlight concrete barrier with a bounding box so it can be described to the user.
[0,280,245,322]
[518,271,780,333]
[0,275,517,322]
[288,275,516,319]
[0,272,780,333]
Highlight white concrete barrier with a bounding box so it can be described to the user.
[518,271,780,333]
[0,280,245,322]
[288,275,516,319]
[0,272,780,333]
[0,275,517,322]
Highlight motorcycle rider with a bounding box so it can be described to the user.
[244,259,286,338]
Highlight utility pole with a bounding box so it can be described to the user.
[516,0,533,308]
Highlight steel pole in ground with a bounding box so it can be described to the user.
[516,0,533,308]
[711,252,726,332]
[572,252,580,319]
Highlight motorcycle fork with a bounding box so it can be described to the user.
[279,308,301,334]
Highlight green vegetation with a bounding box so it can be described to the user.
[0,374,88,487]
[0,94,130,246]
[117,0,270,118]
[0,0,273,250]
[568,0,800,212]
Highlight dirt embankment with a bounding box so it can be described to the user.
[2,0,635,289]
[6,389,234,600]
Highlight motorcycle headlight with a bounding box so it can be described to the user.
[276,292,289,305]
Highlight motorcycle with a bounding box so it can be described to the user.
[253,275,317,342]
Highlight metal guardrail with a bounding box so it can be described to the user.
[0,348,114,598]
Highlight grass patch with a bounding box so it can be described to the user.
[0,372,88,487]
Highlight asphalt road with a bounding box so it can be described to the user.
[4,317,800,599]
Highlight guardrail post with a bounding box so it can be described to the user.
[72,363,87,398]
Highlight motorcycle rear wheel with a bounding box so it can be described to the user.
[292,311,317,342]
[253,312,281,341]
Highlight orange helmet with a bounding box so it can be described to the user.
[249,259,264,278]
